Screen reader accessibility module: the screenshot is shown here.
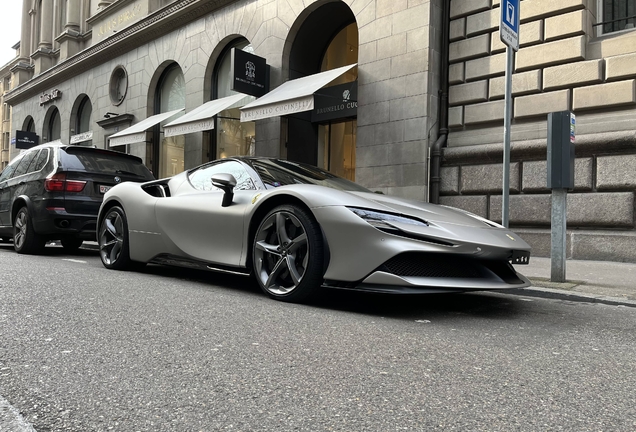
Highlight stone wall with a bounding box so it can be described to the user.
[9,0,438,202]
[441,0,636,262]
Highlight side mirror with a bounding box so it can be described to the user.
[211,173,237,207]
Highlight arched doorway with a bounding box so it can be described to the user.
[287,2,358,180]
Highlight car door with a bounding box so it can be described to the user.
[0,153,26,228]
[154,160,258,267]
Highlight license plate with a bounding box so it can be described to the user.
[99,185,113,194]
[510,250,530,265]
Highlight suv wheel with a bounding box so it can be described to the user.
[14,207,46,254]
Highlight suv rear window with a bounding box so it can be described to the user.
[59,148,154,180]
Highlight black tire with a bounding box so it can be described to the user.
[98,206,141,270]
[61,237,83,251]
[13,207,46,254]
[252,204,324,302]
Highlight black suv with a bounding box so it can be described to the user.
[0,143,154,254]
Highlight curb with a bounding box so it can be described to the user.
[506,286,636,308]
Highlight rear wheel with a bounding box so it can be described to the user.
[98,206,142,270]
[61,237,83,251]
[252,204,324,302]
[13,207,45,254]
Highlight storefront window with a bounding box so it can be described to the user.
[318,23,358,181]
[158,65,186,178]
[48,108,61,142]
[214,40,256,160]
[76,97,93,146]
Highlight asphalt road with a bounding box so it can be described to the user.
[1,244,635,431]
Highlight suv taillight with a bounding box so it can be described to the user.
[45,173,87,193]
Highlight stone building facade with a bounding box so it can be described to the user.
[0,44,18,171]
[5,0,442,201]
[441,0,636,261]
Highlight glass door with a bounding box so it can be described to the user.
[318,119,356,181]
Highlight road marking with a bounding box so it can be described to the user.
[0,395,37,432]
[62,259,87,264]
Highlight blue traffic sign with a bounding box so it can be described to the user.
[500,0,520,51]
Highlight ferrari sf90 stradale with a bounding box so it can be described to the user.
[97,158,530,302]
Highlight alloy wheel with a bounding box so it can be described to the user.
[254,211,310,295]
[99,209,125,266]
[13,210,28,250]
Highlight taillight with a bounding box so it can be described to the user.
[65,180,87,192]
[45,173,87,193]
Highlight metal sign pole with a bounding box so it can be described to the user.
[499,0,519,228]
[502,46,513,228]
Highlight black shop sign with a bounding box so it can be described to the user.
[312,82,358,123]
[15,130,39,149]
[231,49,269,97]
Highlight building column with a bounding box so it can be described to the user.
[39,0,54,50]
[65,0,80,31]
[58,0,81,60]
[19,0,32,60]
[32,0,55,75]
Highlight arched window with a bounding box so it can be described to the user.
[76,96,93,146]
[155,64,185,178]
[48,107,61,142]
[25,117,36,133]
[212,39,256,160]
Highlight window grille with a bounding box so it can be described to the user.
[596,0,636,34]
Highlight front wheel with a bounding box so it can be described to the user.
[252,204,324,302]
[98,206,140,270]
[14,207,45,254]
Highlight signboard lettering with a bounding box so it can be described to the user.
[70,131,93,144]
[15,130,39,149]
[39,89,62,106]
[231,49,269,97]
[312,82,358,123]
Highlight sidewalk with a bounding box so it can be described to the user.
[512,257,636,307]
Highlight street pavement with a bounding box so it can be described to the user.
[1,243,635,431]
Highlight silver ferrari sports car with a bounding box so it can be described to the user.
[97,157,531,302]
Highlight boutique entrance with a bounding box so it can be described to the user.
[286,2,358,180]
[318,120,356,181]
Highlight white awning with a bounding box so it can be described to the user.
[163,94,247,137]
[108,109,184,147]
[240,64,357,122]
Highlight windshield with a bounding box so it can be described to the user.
[250,159,371,192]
[60,148,154,179]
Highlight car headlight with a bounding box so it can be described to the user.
[347,207,428,229]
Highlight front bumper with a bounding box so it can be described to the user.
[312,206,531,292]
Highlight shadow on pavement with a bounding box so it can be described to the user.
[140,263,524,321]
[0,240,525,321]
